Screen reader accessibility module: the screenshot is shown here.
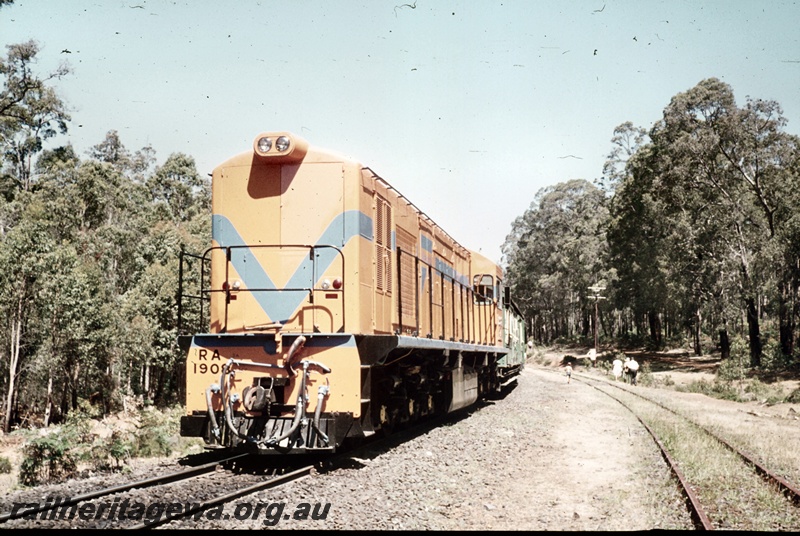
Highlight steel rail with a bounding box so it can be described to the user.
[575,377,714,530]
[0,453,250,524]
[583,373,800,505]
[127,463,315,529]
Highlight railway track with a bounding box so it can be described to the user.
[0,452,317,529]
[0,453,248,525]
[0,410,458,529]
[126,462,316,529]
[572,371,800,530]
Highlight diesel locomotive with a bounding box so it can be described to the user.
[178,132,526,454]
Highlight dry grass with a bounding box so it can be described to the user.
[589,368,800,530]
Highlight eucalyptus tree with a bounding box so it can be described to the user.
[649,78,800,365]
[88,129,157,185]
[605,142,670,347]
[80,135,160,404]
[0,41,70,193]
[147,159,214,397]
[503,179,609,343]
[0,205,78,431]
[600,121,648,195]
[600,122,683,348]
[3,147,131,419]
[24,242,112,420]
[147,152,208,222]
[0,40,72,430]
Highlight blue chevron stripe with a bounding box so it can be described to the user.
[212,211,369,323]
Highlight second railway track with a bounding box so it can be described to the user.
[571,370,800,530]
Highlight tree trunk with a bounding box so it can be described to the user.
[745,296,762,367]
[144,362,151,400]
[3,295,24,433]
[779,279,795,357]
[70,361,80,411]
[693,307,701,356]
[719,329,730,359]
[648,310,662,348]
[43,375,53,427]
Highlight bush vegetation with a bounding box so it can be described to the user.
[17,401,202,487]
[0,455,13,474]
[674,338,796,405]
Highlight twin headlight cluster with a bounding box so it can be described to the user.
[252,131,309,162]
[256,135,291,154]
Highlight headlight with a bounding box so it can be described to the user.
[256,136,272,153]
[252,132,309,162]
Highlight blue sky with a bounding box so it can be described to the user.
[2,1,799,263]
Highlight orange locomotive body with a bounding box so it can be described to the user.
[178,132,525,454]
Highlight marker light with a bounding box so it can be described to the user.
[276,136,290,152]
[332,278,343,290]
[321,279,331,290]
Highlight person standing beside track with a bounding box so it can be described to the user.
[587,348,597,367]
[624,357,640,385]
[612,357,623,381]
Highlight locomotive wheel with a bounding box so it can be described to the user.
[377,404,396,437]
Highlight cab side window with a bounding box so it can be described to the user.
[473,274,494,304]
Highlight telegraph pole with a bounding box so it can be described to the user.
[588,284,606,358]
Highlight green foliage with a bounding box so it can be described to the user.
[636,361,653,386]
[616,332,649,350]
[65,399,102,438]
[17,403,201,486]
[677,378,744,402]
[88,430,134,471]
[786,389,800,404]
[502,179,611,344]
[759,339,792,371]
[716,355,748,384]
[18,399,109,482]
[18,433,78,486]
[0,455,11,474]
[133,406,183,458]
[744,378,786,405]
[677,337,791,404]
[506,76,800,371]
[0,42,212,430]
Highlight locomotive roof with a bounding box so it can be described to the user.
[213,132,502,276]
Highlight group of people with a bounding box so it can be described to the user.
[563,352,640,386]
[612,356,639,385]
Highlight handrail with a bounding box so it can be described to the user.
[177,244,345,335]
